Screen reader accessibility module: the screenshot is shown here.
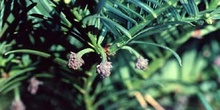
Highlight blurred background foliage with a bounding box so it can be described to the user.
[1,0,220,110]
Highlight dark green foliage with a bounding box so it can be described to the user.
[1,0,220,110]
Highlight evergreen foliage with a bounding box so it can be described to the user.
[1,0,220,109]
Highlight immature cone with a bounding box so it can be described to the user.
[68,52,84,70]
[10,99,26,110]
[96,61,113,78]
[27,77,43,95]
[191,30,202,39]
[135,57,148,70]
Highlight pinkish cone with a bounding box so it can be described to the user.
[135,57,148,70]
[10,99,26,110]
[27,77,43,95]
[96,61,113,78]
[68,52,84,70]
